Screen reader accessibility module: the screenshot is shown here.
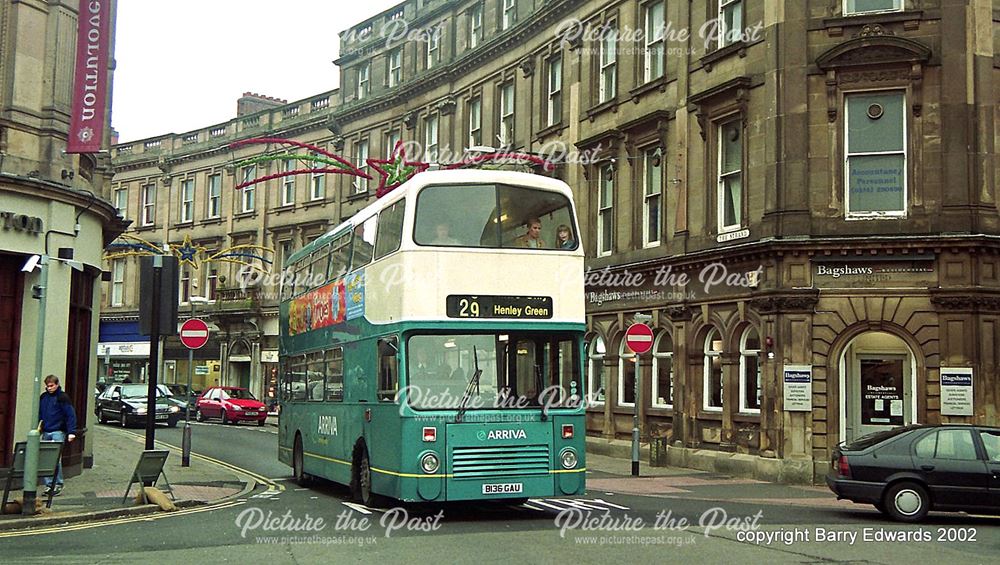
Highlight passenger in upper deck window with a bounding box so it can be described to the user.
[556,224,576,249]
[431,223,460,245]
[514,218,546,248]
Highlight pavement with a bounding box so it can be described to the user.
[583,438,852,510]
[0,423,252,531]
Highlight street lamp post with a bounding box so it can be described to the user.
[182,295,209,467]
[21,255,48,515]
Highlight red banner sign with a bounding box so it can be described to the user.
[67,1,112,153]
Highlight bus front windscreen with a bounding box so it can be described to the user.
[405,333,581,410]
[414,184,578,250]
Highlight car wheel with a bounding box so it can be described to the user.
[120,413,128,428]
[883,481,930,523]
[98,409,107,424]
[196,408,205,422]
[167,418,178,428]
[257,419,266,427]
[293,434,311,487]
[221,410,229,424]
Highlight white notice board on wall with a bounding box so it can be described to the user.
[940,367,974,416]
[783,365,813,412]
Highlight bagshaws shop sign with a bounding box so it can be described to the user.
[67,1,112,153]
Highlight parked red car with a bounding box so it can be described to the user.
[196,386,267,426]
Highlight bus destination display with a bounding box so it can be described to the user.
[446,295,553,319]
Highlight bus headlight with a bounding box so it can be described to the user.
[420,452,440,474]
[560,448,578,470]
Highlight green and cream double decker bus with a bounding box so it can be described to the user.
[277,169,586,505]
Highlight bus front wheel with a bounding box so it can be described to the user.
[293,434,311,487]
[352,446,386,508]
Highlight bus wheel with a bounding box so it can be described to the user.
[293,434,311,487]
[352,447,385,508]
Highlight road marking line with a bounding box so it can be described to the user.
[521,502,546,512]
[563,499,605,510]
[589,498,630,510]
[527,499,565,511]
[342,502,372,515]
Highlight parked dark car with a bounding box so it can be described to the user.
[94,384,182,428]
[196,386,267,426]
[163,383,200,412]
[827,424,1000,522]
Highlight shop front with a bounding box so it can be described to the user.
[96,321,151,385]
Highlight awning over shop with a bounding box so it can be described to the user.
[99,320,146,342]
[98,321,150,358]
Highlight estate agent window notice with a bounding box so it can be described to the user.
[940,367,974,416]
[783,365,812,412]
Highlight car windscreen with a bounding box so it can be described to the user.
[121,384,169,399]
[225,389,257,401]
[844,425,921,451]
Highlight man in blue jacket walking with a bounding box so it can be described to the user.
[38,374,77,495]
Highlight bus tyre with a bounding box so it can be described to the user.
[352,446,386,508]
[293,434,311,487]
[883,481,930,523]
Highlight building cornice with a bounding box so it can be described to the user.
[0,172,129,243]
[590,235,1000,276]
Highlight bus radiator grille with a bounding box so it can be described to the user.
[451,445,550,478]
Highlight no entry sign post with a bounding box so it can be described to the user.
[625,321,654,477]
[180,318,209,466]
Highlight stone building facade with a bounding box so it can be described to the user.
[0,0,126,473]
[106,90,350,405]
[111,0,1000,481]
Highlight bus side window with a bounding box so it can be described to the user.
[326,348,344,401]
[328,235,350,280]
[374,201,405,260]
[351,216,377,268]
[378,337,399,402]
[290,356,307,401]
[307,352,325,401]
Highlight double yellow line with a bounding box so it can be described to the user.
[0,428,283,538]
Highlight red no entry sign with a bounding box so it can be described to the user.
[625,323,654,355]
[179,318,210,350]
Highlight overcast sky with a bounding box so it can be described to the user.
[111,0,402,143]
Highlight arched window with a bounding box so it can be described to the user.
[618,338,636,407]
[652,332,673,409]
[587,337,606,404]
[740,327,761,413]
[703,328,723,411]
